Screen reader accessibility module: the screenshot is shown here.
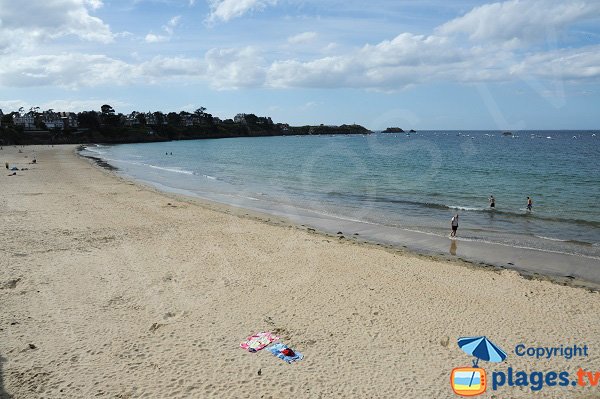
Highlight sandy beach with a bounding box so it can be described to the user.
[1,145,599,398]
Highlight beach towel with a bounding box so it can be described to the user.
[240,332,279,352]
[268,343,304,363]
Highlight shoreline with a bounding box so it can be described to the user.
[2,144,600,398]
[79,145,600,291]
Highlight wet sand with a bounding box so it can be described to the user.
[1,145,599,398]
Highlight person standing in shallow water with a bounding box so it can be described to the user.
[489,195,495,209]
[527,196,533,211]
[450,214,459,238]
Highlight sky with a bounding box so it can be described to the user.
[1,0,599,130]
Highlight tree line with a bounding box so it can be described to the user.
[0,104,369,145]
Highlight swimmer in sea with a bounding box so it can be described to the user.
[526,196,533,211]
[489,195,495,209]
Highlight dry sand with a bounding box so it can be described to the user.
[1,145,599,398]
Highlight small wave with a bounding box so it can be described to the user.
[533,235,594,246]
[84,147,107,155]
[202,174,217,180]
[144,164,194,175]
[389,228,600,260]
[535,235,568,242]
[331,194,600,228]
[447,205,487,211]
[378,197,600,228]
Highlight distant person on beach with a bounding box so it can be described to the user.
[5,162,8,170]
[450,214,459,238]
[489,195,495,208]
[527,197,533,211]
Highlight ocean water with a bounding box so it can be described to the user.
[83,131,600,259]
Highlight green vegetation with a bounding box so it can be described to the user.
[0,105,371,145]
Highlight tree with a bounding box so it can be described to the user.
[153,111,165,126]
[135,112,146,126]
[101,104,115,115]
[78,111,100,129]
[203,112,214,124]
[1,113,14,125]
[244,114,259,125]
[167,112,181,126]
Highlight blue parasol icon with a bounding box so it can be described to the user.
[458,336,507,366]
[457,336,507,388]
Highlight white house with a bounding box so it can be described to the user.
[13,113,36,129]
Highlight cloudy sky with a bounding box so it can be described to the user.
[1,0,599,129]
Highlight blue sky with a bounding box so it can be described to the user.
[1,0,599,129]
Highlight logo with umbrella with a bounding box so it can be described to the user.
[451,336,507,397]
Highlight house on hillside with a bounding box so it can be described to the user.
[13,112,36,129]
[41,111,65,130]
[123,112,141,127]
[234,113,247,124]
[58,112,78,128]
[145,112,157,126]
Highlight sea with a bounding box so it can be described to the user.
[82,130,600,261]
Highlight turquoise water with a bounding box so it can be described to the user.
[83,131,600,259]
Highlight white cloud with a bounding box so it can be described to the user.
[268,33,469,89]
[0,99,132,113]
[139,56,206,81]
[206,0,277,23]
[1,0,600,93]
[0,54,135,88]
[438,0,600,46]
[2,38,599,93]
[204,47,266,89]
[145,15,181,43]
[0,100,29,112]
[0,54,206,89]
[165,16,182,35]
[288,31,318,44]
[511,44,600,81]
[145,34,168,43]
[322,43,338,53]
[0,0,113,53]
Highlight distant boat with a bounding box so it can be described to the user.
[502,131,512,136]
